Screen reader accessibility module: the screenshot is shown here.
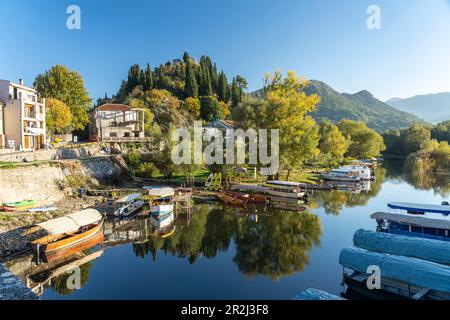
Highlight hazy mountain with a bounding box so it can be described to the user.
[386,92,450,124]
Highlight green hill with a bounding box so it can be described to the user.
[251,80,424,133]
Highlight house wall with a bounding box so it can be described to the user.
[0,80,46,150]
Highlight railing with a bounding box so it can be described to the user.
[101,136,149,142]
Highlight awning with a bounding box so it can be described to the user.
[36,209,103,235]
[144,187,175,198]
[388,202,450,215]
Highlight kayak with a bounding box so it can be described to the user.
[3,200,37,208]
[3,204,38,212]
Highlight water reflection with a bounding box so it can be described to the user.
[311,168,386,215]
[385,160,450,197]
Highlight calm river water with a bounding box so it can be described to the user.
[22,162,450,299]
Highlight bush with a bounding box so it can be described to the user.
[137,162,161,178]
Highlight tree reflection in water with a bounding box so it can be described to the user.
[132,205,322,280]
[386,159,450,197]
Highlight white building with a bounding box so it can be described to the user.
[0,79,47,150]
[90,104,145,142]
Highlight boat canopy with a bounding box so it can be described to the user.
[231,184,268,193]
[353,229,450,265]
[115,193,142,204]
[340,247,450,293]
[371,212,450,230]
[144,187,175,198]
[35,209,103,235]
[266,181,307,187]
[388,202,450,215]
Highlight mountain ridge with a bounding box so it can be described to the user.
[250,80,423,133]
[386,92,450,123]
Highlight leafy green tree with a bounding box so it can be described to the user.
[319,120,348,166]
[34,65,91,131]
[231,75,248,108]
[200,96,224,121]
[403,123,431,155]
[432,120,450,143]
[45,98,73,134]
[337,119,386,159]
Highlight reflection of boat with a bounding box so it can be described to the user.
[229,184,268,203]
[150,204,174,215]
[149,225,176,239]
[117,200,145,217]
[25,209,104,254]
[217,192,247,206]
[266,197,308,212]
[41,232,105,264]
[266,181,308,200]
[150,212,175,229]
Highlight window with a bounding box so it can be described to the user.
[109,132,118,138]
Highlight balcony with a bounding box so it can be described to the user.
[24,127,45,136]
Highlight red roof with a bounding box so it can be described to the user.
[96,104,131,112]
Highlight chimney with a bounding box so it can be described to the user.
[19,79,24,86]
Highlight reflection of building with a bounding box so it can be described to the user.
[90,104,145,142]
[0,79,47,150]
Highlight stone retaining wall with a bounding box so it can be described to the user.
[0,264,38,300]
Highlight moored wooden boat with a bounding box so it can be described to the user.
[25,209,104,255]
[216,192,247,206]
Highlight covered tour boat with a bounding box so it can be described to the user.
[265,181,308,200]
[25,209,104,255]
[146,187,175,216]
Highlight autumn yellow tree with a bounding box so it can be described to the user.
[319,120,349,167]
[184,97,201,118]
[264,71,321,179]
[45,98,73,134]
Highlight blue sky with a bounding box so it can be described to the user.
[1,0,450,102]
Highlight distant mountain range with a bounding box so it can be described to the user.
[386,93,450,124]
[252,80,424,133]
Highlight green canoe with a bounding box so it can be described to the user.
[3,200,37,208]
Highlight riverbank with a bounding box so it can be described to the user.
[0,197,103,258]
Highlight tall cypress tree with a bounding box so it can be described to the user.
[143,63,154,91]
[126,64,142,94]
[217,71,229,102]
[184,59,198,98]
